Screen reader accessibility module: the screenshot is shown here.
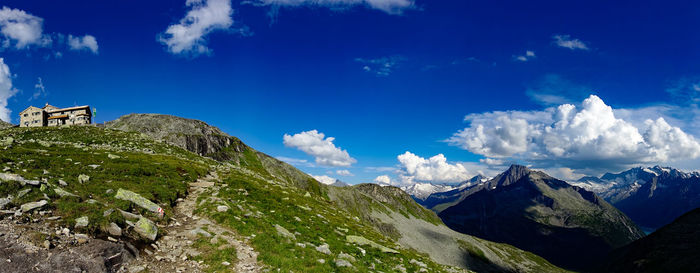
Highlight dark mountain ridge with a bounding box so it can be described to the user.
[439,165,644,271]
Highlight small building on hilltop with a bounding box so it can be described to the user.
[19,103,92,127]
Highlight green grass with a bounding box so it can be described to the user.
[0,126,210,237]
[195,165,457,272]
[191,237,238,273]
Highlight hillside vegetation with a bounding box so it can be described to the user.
[0,116,568,272]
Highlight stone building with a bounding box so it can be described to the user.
[19,103,92,127]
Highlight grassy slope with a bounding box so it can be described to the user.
[0,126,211,235]
[2,121,568,272]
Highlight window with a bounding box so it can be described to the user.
[23,114,28,117]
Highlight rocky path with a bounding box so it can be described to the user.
[126,171,262,273]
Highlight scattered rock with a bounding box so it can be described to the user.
[129,265,145,273]
[410,259,427,268]
[0,197,11,209]
[346,235,399,253]
[58,179,68,186]
[75,216,89,228]
[107,222,122,236]
[216,205,229,212]
[186,228,211,239]
[108,154,121,159]
[78,174,90,184]
[335,259,353,268]
[54,187,78,198]
[315,243,331,255]
[134,216,158,241]
[221,261,231,266]
[88,164,101,169]
[114,189,162,215]
[17,188,31,198]
[338,252,356,262]
[20,200,48,213]
[43,240,51,249]
[317,259,325,264]
[75,233,89,244]
[274,224,296,240]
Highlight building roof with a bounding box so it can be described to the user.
[42,103,58,110]
[48,115,68,120]
[46,105,91,113]
[18,106,42,115]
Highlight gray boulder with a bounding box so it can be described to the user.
[75,216,89,228]
[134,217,158,241]
[114,189,162,215]
[21,200,48,212]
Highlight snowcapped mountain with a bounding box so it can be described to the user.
[400,175,490,201]
[568,166,700,230]
[400,183,455,200]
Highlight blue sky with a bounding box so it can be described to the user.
[1,0,700,185]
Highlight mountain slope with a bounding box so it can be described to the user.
[0,120,12,129]
[599,208,700,273]
[570,166,700,231]
[418,175,490,213]
[439,165,645,271]
[105,114,566,272]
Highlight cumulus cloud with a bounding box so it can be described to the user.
[374,175,398,186]
[355,55,405,77]
[251,0,415,15]
[0,6,99,54]
[513,50,535,62]
[552,34,589,50]
[283,130,357,167]
[336,169,353,176]
[0,6,50,49]
[312,174,337,185]
[67,34,98,54]
[0,58,18,122]
[159,0,234,56]
[397,151,474,183]
[447,95,700,170]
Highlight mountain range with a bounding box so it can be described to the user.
[434,165,645,271]
[570,166,700,231]
[400,175,488,201]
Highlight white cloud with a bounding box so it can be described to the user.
[397,151,474,183]
[447,95,700,171]
[0,6,100,55]
[0,6,50,49]
[0,58,18,122]
[513,50,535,62]
[283,130,357,167]
[336,169,353,176]
[479,158,503,165]
[365,166,397,172]
[67,34,98,54]
[30,77,46,101]
[251,0,415,15]
[275,156,315,167]
[159,0,234,56]
[355,55,405,77]
[552,34,589,50]
[374,175,398,186]
[312,174,337,185]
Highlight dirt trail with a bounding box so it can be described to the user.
[126,171,262,273]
